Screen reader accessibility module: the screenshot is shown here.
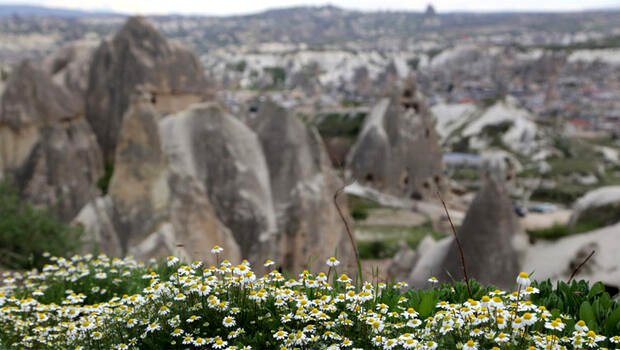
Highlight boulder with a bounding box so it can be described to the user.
[439,176,521,288]
[85,16,210,162]
[160,102,277,261]
[0,60,103,221]
[252,100,355,273]
[346,79,446,200]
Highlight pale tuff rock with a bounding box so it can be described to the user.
[439,176,521,288]
[432,97,543,157]
[107,101,169,251]
[480,150,523,184]
[76,101,241,263]
[166,172,240,261]
[73,196,122,257]
[252,99,355,273]
[43,39,98,100]
[461,96,539,155]
[0,60,103,221]
[85,16,209,162]
[407,235,452,287]
[386,241,417,282]
[160,102,277,261]
[346,79,446,200]
[523,222,620,289]
[430,102,478,143]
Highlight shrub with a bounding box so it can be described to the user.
[0,181,83,270]
[348,195,377,221]
[96,161,114,195]
[350,206,369,221]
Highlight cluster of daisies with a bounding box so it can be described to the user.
[1,247,619,349]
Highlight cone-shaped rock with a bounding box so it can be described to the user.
[346,79,445,199]
[86,16,209,162]
[0,60,102,221]
[440,176,520,288]
[160,102,277,261]
[252,100,355,273]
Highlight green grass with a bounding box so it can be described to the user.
[527,221,603,240]
[530,184,591,205]
[545,157,599,178]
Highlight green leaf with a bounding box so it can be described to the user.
[605,306,620,335]
[579,301,598,330]
[588,282,605,298]
[418,292,437,319]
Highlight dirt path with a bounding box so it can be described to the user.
[521,209,572,231]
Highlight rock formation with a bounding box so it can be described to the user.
[43,39,98,100]
[439,176,521,288]
[0,15,361,275]
[0,60,102,221]
[75,100,241,262]
[523,222,620,289]
[252,100,355,273]
[85,16,210,162]
[160,102,277,260]
[346,79,446,199]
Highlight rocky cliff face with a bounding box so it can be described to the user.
[0,60,102,221]
[346,79,446,199]
[253,100,355,273]
[85,16,210,162]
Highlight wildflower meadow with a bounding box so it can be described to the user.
[1,247,619,349]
